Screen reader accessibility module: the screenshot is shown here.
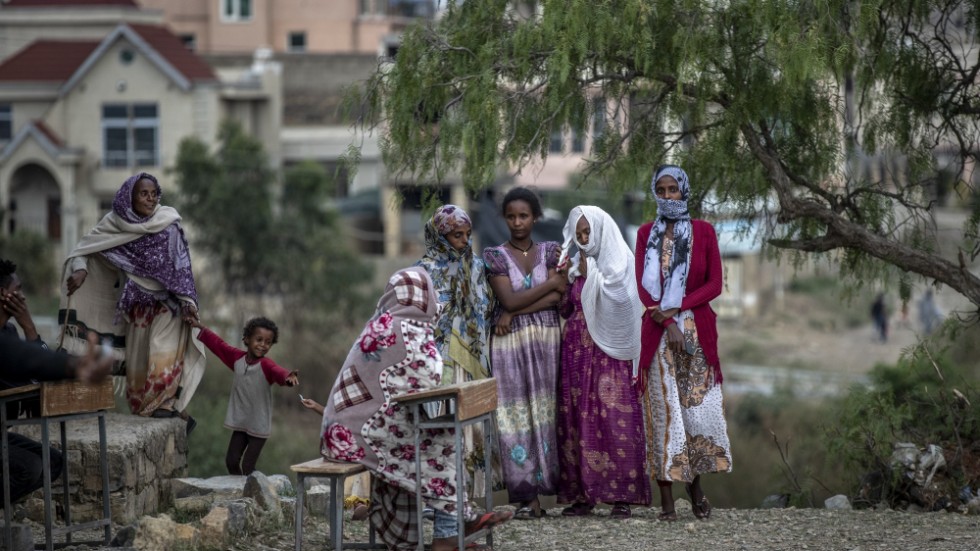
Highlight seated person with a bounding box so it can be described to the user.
[0,333,112,507]
[302,267,510,551]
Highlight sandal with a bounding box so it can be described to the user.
[609,502,631,519]
[466,510,513,533]
[513,504,546,520]
[656,510,677,522]
[560,502,593,517]
[685,483,712,520]
[692,496,712,519]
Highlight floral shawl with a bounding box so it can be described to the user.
[320,267,466,526]
[415,205,492,379]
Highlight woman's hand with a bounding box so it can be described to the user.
[495,311,514,336]
[181,303,199,325]
[66,270,88,296]
[301,398,324,415]
[649,306,679,324]
[286,370,299,387]
[548,270,568,295]
[666,323,686,355]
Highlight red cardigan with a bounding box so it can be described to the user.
[196,327,292,385]
[634,219,723,385]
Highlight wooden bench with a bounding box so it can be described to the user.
[290,458,383,551]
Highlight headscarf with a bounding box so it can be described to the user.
[99,173,197,317]
[560,206,643,372]
[641,165,693,310]
[415,204,492,378]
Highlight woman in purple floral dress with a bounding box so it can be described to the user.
[555,206,650,519]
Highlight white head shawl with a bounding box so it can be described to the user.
[560,206,643,372]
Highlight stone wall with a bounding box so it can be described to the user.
[13,412,188,524]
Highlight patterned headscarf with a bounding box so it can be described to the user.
[415,204,492,378]
[100,173,198,318]
[641,165,693,310]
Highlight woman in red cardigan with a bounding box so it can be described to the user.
[635,165,732,522]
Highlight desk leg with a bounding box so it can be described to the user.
[41,420,53,551]
[484,415,493,549]
[99,412,111,544]
[295,473,304,551]
[454,415,464,551]
[330,475,342,551]
[60,420,71,545]
[2,408,12,551]
[413,403,424,551]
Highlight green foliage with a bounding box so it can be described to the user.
[355,0,980,309]
[719,389,849,508]
[825,327,980,506]
[173,119,373,370]
[0,230,57,295]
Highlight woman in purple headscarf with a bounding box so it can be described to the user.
[59,173,205,430]
[634,165,731,521]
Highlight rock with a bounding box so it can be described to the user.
[243,471,280,513]
[110,523,137,547]
[172,475,246,500]
[268,474,294,495]
[133,514,178,551]
[966,497,980,515]
[304,484,332,517]
[173,494,216,515]
[199,506,230,546]
[280,495,297,520]
[224,498,254,537]
[173,523,199,546]
[824,495,852,510]
[0,524,33,551]
[761,494,789,509]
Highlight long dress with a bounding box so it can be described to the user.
[643,232,732,482]
[320,268,468,550]
[59,173,206,416]
[483,242,560,503]
[415,209,495,495]
[556,275,651,506]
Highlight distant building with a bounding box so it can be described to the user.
[136,0,436,56]
[0,19,281,265]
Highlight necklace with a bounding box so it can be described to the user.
[508,240,534,257]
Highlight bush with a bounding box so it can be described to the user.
[824,326,980,508]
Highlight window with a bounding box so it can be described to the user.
[102,103,158,168]
[592,96,606,143]
[180,34,196,51]
[0,104,11,141]
[222,0,252,21]
[549,129,563,153]
[571,127,584,153]
[288,31,306,53]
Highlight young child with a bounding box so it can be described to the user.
[190,317,299,475]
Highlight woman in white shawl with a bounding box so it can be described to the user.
[554,206,650,519]
[59,172,205,432]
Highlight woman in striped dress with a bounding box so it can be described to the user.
[483,186,566,520]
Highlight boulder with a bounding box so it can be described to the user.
[825,494,852,510]
[132,514,178,551]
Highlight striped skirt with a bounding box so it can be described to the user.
[490,309,561,503]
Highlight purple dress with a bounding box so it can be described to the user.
[557,276,651,506]
[483,242,561,503]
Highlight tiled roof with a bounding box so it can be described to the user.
[0,40,99,81]
[0,23,216,84]
[3,0,138,7]
[127,23,216,81]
